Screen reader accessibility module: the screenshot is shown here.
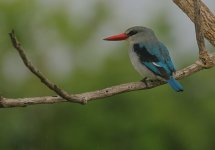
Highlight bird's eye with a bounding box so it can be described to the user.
[128,30,138,36]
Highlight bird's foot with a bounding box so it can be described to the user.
[141,77,149,87]
[141,77,148,82]
[141,77,163,88]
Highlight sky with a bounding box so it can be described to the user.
[40,0,215,53]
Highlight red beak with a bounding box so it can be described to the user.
[103,33,128,41]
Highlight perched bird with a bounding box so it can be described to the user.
[104,26,183,92]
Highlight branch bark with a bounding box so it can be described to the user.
[192,0,214,67]
[0,0,215,108]
[193,0,206,53]
[173,0,215,47]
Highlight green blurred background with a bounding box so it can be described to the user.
[0,0,215,149]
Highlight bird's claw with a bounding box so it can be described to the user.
[141,77,149,87]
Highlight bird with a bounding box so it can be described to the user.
[104,26,183,92]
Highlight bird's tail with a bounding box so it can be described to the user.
[167,76,183,92]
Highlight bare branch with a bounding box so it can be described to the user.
[173,0,215,47]
[174,0,214,67]
[9,30,84,104]
[193,0,213,67]
[193,0,205,53]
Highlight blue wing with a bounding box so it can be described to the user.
[159,42,176,72]
[133,41,176,80]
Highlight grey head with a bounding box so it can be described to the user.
[125,26,157,43]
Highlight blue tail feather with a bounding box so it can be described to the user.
[167,76,183,92]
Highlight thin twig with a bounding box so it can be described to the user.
[9,30,84,104]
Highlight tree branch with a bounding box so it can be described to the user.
[174,0,215,67]
[193,0,213,67]
[173,0,215,47]
[0,0,214,108]
[9,30,85,104]
[194,0,205,53]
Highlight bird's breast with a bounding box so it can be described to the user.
[128,48,156,79]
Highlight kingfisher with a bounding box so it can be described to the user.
[104,26,183,92]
